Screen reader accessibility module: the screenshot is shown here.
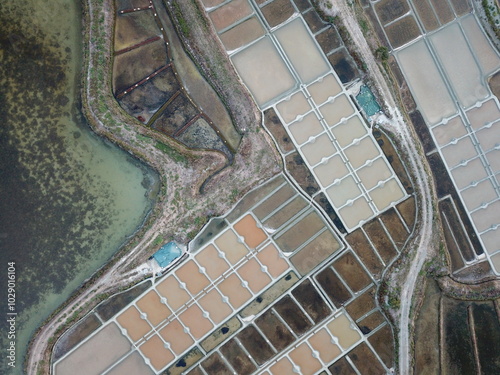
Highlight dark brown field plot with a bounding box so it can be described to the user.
[264,108,296,154]
[346,229,384,279]
[315,266,352,306]
[274,295,313,336]
[440,207,466,272]
[313,193,346,233]
[413,0,440,32]
[274,211,325,252]
[440,198,475,262]
[368,324,395,369]
[450,0,472,16]
[441,297,476,374]
[201,352,233,375]
[328,356,357,374]
[291,279,331,323]
[348,342,386,374]
[118,68,179,122]
[186,366,204,375]
[384,15,421,48]
[345,286,376,321]
[396,196,416,230]
[294,0,312,12]
[261,0,295,28]
[201,0,226,7]
[375,0,410,25]
[303,9,327,34]
[285,152,321,196]
[327,48,360,83]
[471,302,500,373]
[429,0,455,24]
[409,110,436,153]
[380,208,409,249]
[357,310,385,334]
[236,325,275,365]
[332,252,372,293]
[112,40,168,94]
[178,118,231,158]
[315,26,342,55]
[114,11,160,51]
[220,339,257,375]
[364,219,398,264]
[255,309,295,351]
[53,313,101,361]
[151,93,198,135]
[373,129,413,194]
[116,0,150,11]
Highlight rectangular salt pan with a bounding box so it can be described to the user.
[397,39,456,125]
[274,18,330,84]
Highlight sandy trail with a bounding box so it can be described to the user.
[324,1,435,373]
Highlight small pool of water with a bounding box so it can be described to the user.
[153,242,182,268]
[356,85,381,117]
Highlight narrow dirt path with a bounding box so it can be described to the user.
[325,1,436,373]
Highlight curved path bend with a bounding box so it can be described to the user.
[326,1,435,374]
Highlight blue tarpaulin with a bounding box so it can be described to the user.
[153,241,182,268]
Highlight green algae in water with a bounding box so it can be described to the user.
[356,85,381,117]
[0,0,157,372]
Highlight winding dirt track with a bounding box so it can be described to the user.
[325,1,435,373]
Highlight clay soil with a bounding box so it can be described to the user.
[236,325,275,365]
[255,309,295,350]
[313,193,346,233]
[428,0,455,24]
[261,0,295,28]
[291,278,331,323]
[375,0,410,25]
[489,71,500,101]
[396,195,416,229]
[303,9,327,34]
[220,338,257,375]
[346,229,384,279]
[384,15,421,48]
[347,342,386,374]
[380,207,409,248]
[412,0,440,32]
[285,152,320,196]
[369,324,395,368]
[345,286,376,320]
[332,251,372,293]
[409,110,435,154]
[264,108,295,154]
[201,352,233,375]
[315,266,352,306]
[315,26,342,54]
[364,218,398,263]
[450,0,472,16]
[358,310,385,333]
[373,129,413,194]
[274,295,313,336]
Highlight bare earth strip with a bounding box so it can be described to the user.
[323,1,437,374]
